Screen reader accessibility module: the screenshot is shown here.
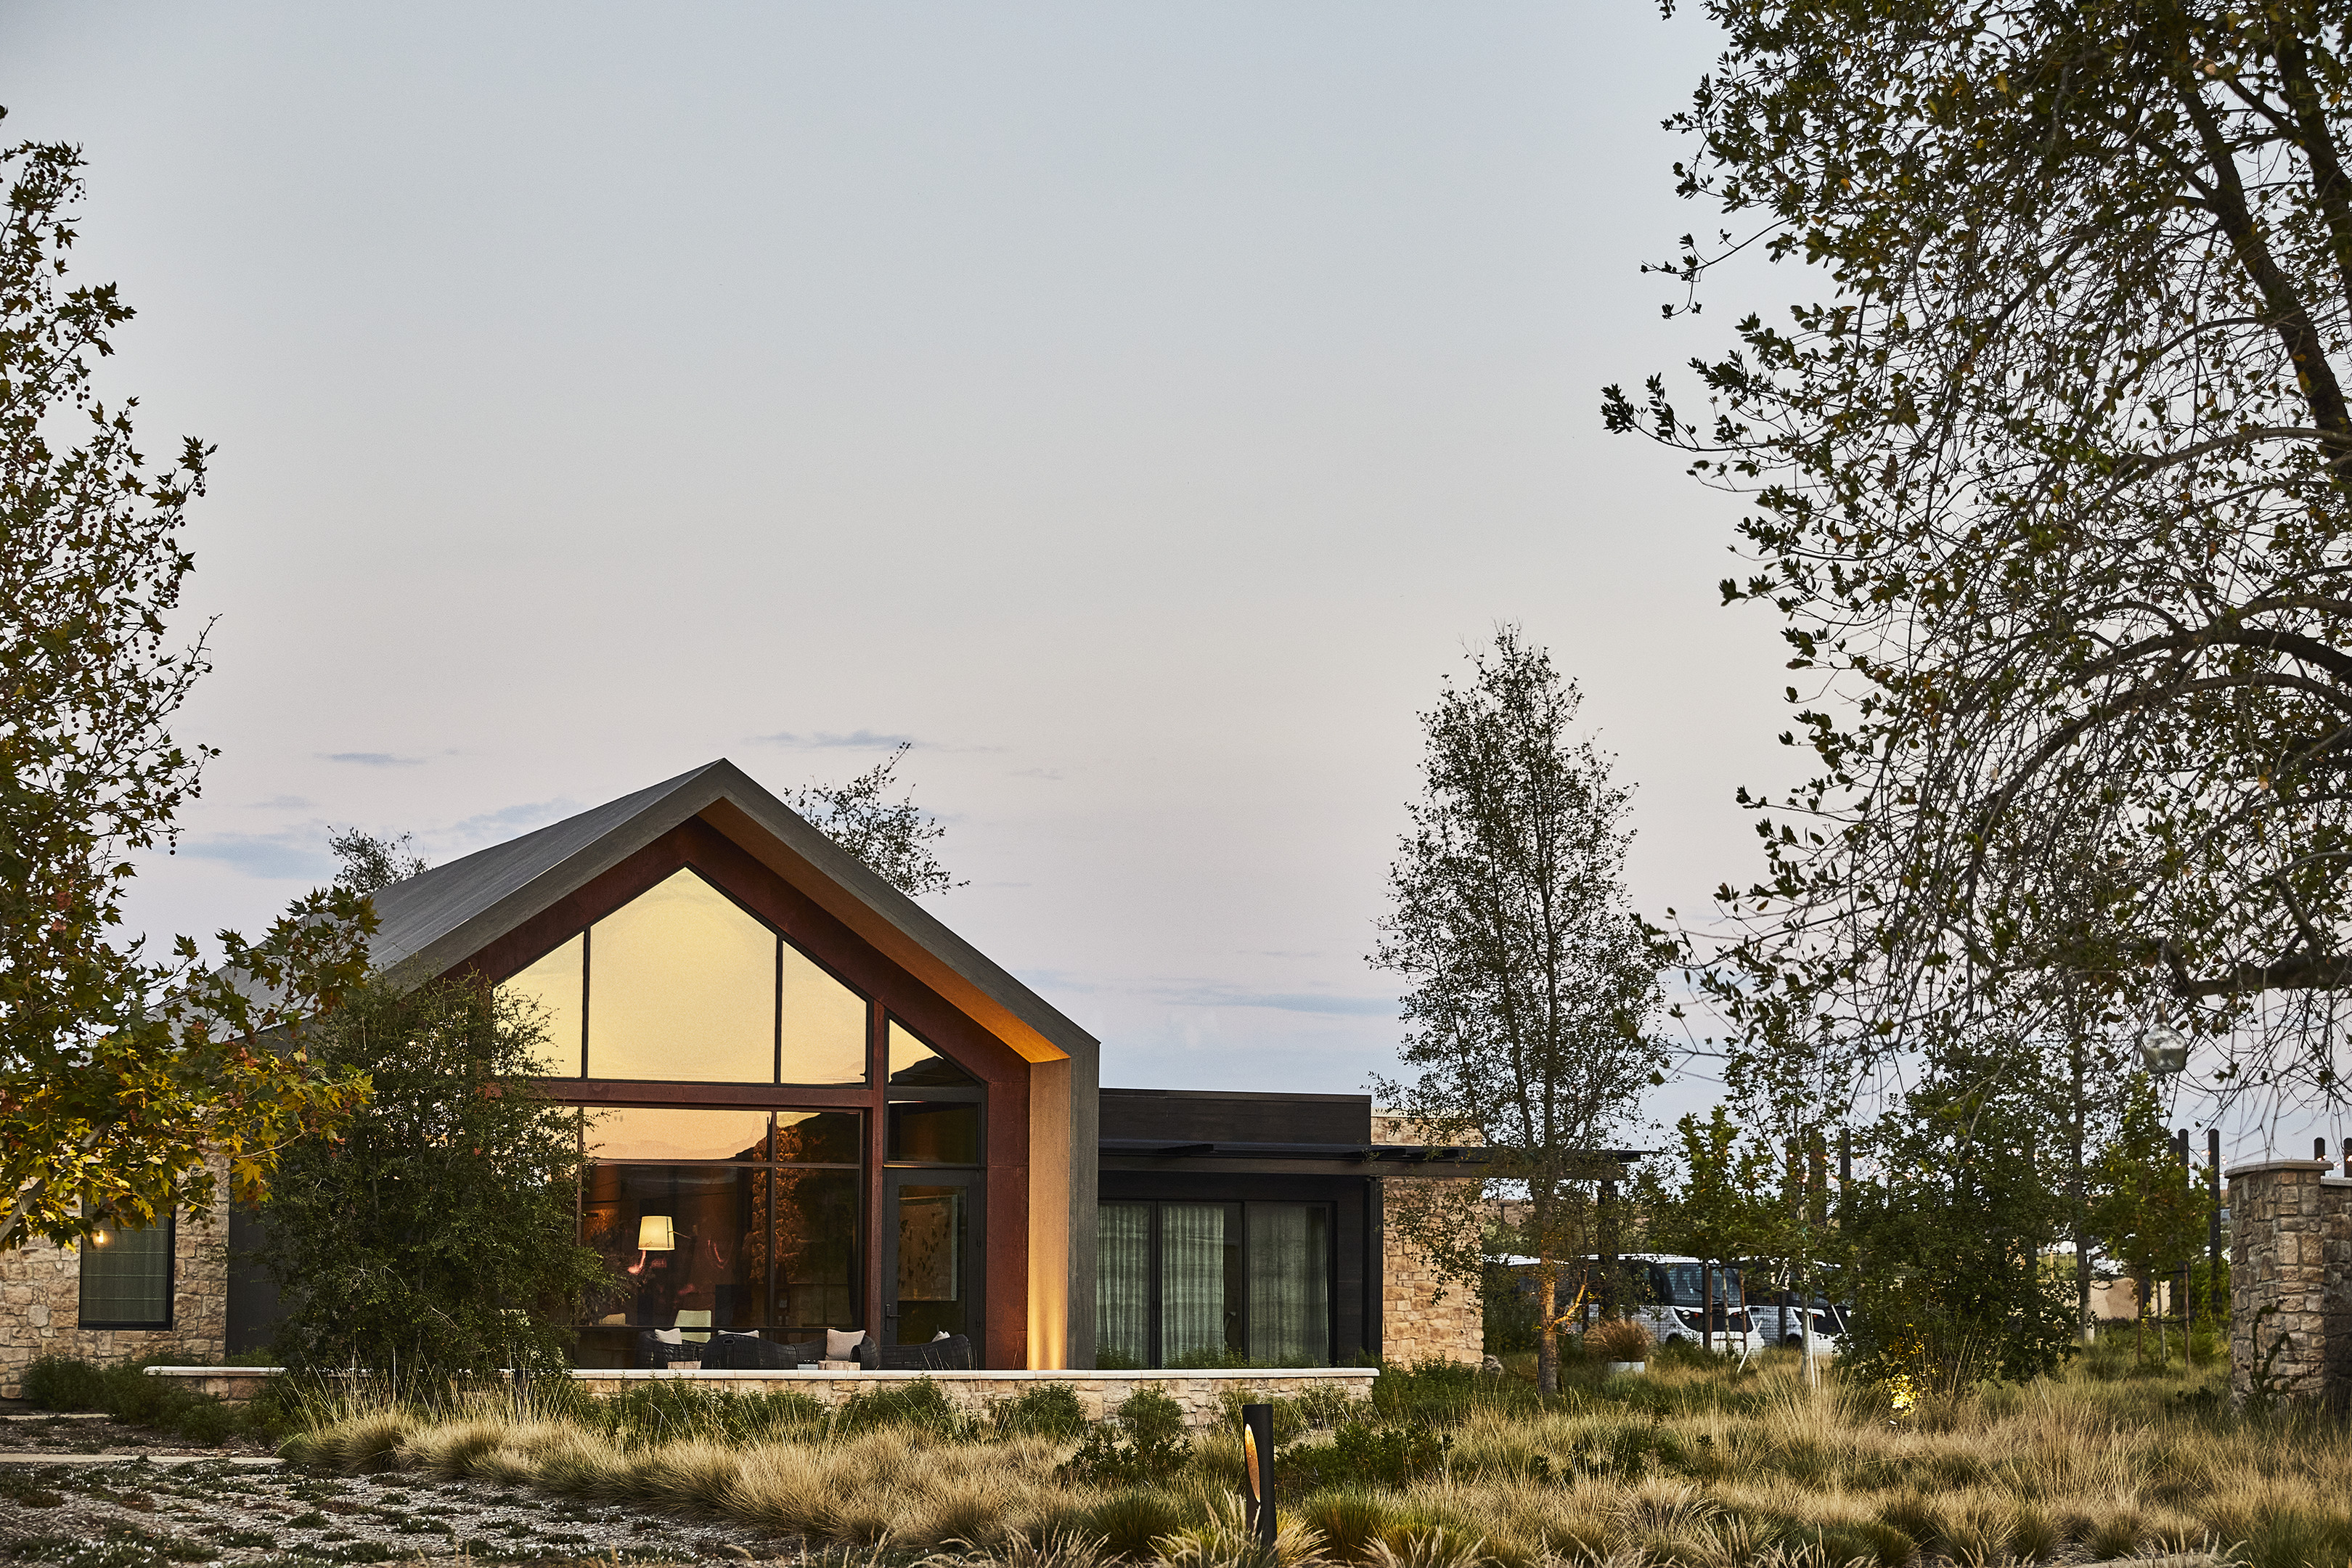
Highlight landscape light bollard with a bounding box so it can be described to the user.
[1241,1402,1276,1548]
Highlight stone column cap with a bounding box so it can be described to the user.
[2224,1157,2334,1179]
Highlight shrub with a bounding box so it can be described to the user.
[1116,1387,1186,1445]
[1057,1389,1192,1487]
[1586,1319,1653,1361]
[1283,1421,1451,1491]
[833,1375,973,1437]
[22,1355,109,1410]
[995,1382,1089,1440]
[18,1354,254,1444]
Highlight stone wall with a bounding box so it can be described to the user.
[0,1161,232,1400]
[2226,1159,2334,1407]
[1377,1183,1484,1365]
[1370,1111,1488,1367]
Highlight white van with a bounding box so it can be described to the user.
[1502,1254,1765,1353]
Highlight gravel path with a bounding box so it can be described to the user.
[0,1454,793,1568]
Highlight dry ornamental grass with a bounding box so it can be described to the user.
[252,1344,2352,1568]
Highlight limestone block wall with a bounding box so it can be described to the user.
[2226,1159,2333,1407]
[1378,1183,1484,1366]
[0,1162,232,1400]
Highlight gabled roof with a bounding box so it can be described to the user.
[367,759,1093,1065]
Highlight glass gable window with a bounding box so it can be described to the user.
[1092,1200,1334,1368]
[497,867,869,1085]
[80,1214,174,1329]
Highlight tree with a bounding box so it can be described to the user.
[327,828,427,896]
[783,743,964,899]
[256,976,612,1374]
[0,119,372,1254]
[2088,1074,2212,1363]
[1839,1065,2076,1400]
[1638,1106,1785,1350]
[1609,1,2352,1113]
[1371,627,1667,1394]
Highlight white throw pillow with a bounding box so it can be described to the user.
[826,1328,865,1359]
[932,1331,950,1342]
[652,1328,683,1345]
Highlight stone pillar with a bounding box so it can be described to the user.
[2323,1175,2352,1409]
[2226,1159,2332,1407]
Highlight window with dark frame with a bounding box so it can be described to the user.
[78,1212,175,1330]
[495,866,996,1361]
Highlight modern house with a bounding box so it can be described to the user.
[0,761,1491,1393]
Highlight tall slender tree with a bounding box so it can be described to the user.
[1372,628,1666,1393]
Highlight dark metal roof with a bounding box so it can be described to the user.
[364,759,1099,1064]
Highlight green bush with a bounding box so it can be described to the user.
[1282,1421,1451,1490]
[21,1355,110,1410]
[19,1354,254,1444]
[832,1376,974,1437]
[993,1381,1088,1439]
[1115,1387,1186,1446]
[1057,1388,1193,1486]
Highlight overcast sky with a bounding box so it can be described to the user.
[1,4,1932,1139]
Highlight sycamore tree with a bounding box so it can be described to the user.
[1610,1,2352,1122]
[1371,627,1667,1395]
[783,743,965,899]
[1,120,372,1254]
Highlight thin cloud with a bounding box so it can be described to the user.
[1153,981,1397,1018]
[321,751,425,767]
[444,799,576,844]
[176,833,333,881]
[756,730,920,750]
[245,795,314,810]
[1012,767,1066,781]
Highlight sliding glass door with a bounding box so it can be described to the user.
[1093,1200,1333,1368]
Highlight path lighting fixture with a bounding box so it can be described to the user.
[2139,1026,2190,1077]
[637,1215,677,1251]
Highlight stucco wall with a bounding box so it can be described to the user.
[0,1164,231,1400]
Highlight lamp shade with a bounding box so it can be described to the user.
[637,1215,676,1251]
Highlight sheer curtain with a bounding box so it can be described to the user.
[1247,1204,1331,1364]
[1160,1204,1231,1363]
[1095,1203,1152,1368]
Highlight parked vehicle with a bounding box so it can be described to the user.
[1746,1291,1849,1350]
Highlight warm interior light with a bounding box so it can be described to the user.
[91,1230,110,1247]
[637,1215,676,1251]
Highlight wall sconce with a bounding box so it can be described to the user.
[637,1215,676,1251]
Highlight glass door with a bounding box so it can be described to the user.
[882,1169,983,1347]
